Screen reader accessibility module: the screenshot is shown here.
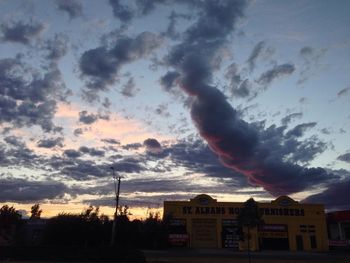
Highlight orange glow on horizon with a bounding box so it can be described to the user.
[0,202,163,221]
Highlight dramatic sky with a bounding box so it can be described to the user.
[1,0,350,218]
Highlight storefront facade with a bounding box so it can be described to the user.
[327,210,350,249]
[164,194,328,251]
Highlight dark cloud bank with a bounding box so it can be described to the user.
[155,0,347,209]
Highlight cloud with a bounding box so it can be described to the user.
[43,33,69,63]
[111,158,145,173]
[56,0,83,19]
[163,10,191,40]
[281,112,303,126]
[143,138,162,155]
[60,160,106,179]
[160,71,180,92]
[257,63,295,86]
[337,152,350,163]
[108,0,135,22]
[160,0,336,197]
[101,138,120,145]
[79,31,162,98]
[337,87,350,98]
[285,122,317,138]
[302,178,350,211]
[224,63,254,98]
[155,103,170,117]
[121,77,138,97]
[74,128,83,136]
[234,79,251,98]
[247,41,265,72]
[79,146,105,157]
[108,0,171,23]
[63,149,82,158]
[78,110,98,124]
[163,139,248,186]
[0,19,45,44]
[37,137,64,148]
[0,141,38,167]
[300,46,313,56]
[320,128,331,135]
[0,58,69,132]
[0,177,67,202]
[298,46,327,85]
[4,135,26,148]
[122,143,142,150]
[45,153,146,181]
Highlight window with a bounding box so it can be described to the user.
[310,235,317,249]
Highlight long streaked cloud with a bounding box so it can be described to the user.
[337,87,350,98]
[37,137,64,148]
[257,63,295,86]
[159,0,337,197]
[0,177,67,202]
[281,112,303,126]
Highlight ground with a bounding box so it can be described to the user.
[143,249,350,263]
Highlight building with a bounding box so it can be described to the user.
[327,210,350,249]
[164,194,328,252]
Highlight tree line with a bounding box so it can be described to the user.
[0,204,170,249]
[1,198,263,254]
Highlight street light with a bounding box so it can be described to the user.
[110,166,121,247]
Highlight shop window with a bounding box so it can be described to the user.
[344,224,350,239]
[310,235,317,249]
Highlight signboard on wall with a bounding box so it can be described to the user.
[169,234,189,247]
[192,218,218,248]
[258,224,288,238]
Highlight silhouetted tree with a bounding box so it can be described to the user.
[237,198,263,263]
[0,205,22,245]
[44,205,110,247]
[139,211,169,249]
[0,205,22,224]
[30,204,42,219]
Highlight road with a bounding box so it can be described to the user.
[143,249,350,263]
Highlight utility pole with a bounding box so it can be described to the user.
[110,166,121,247]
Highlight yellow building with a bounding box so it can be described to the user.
[164,194,328,252]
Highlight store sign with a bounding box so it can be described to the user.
[182,206,305,217]
[329,240,350,247]
[258,224,288,238]
[169,234,189,242]
[259,208,305,216]
[258,224,287,232]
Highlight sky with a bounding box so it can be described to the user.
[0,0,350,219]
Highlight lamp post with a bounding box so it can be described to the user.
[110,166,121,247]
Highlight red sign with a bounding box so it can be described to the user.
[258,224,287,232]
[329,240,350,247]
[169,234,189,243]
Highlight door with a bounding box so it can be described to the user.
[296,235,303,251]
[192,218,218,248]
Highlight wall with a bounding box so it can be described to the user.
[164,194,328,252]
